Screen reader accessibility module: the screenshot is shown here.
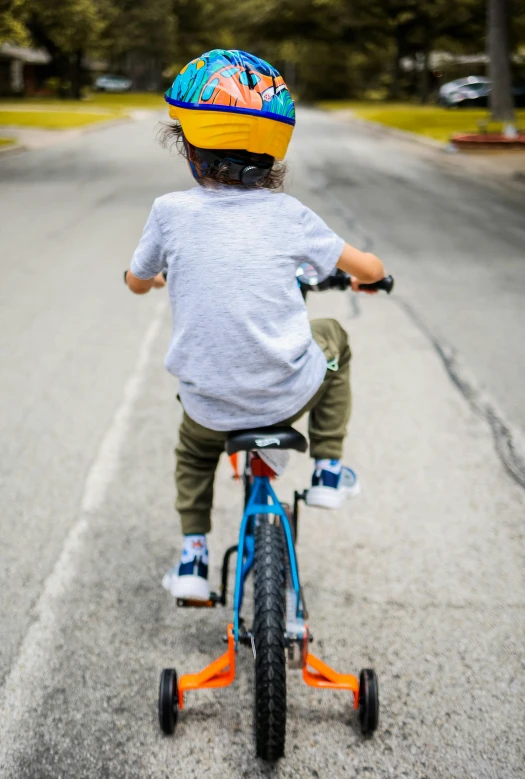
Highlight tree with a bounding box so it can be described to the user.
[487,0,516,132]
[3,0,523,102]
[98,0,177,90]
[0,0,30,46]
[27,0,104,97]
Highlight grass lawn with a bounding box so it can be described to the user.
[0,92,164,130]
[0,108,123,130]
[0,136,15,145]
[84,92,164,110]
[318,101,525,142]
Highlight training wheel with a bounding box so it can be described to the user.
[159,668,179,734]
[358,668,379,734]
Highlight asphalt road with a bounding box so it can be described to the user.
[0,109,524,779]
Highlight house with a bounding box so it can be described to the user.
[0,44,52,96]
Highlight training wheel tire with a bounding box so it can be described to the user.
[358,668,379,734]
[253,518,287,761]
[159,668,179,734]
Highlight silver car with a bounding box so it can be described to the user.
[95,75,132,93]
[438,76,490,107]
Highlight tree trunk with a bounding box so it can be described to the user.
[421,49,431,104]
[416,50,431,104]
[488,0,515,125]
[389,27,404,100]
[284,60,296,93]
[69,50,83,100]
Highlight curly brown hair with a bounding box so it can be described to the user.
[158,121,286,191]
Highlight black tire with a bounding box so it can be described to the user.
[253,519,287,761]
[358,668,379,734]
[159,668,178,734]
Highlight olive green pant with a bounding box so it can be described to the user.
[175,318,351,535]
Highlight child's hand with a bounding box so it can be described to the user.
[351,276,378,295]
[152,272,166,289]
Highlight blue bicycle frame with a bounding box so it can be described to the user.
[232,473,303,644]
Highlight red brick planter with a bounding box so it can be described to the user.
[451,132,525,150]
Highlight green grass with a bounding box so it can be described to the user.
[318,101,525,142]
[0,136,15,145]
[84,92,164,110]
[0,92,163,110]
[0,92,163,130]
[0,109,121,129]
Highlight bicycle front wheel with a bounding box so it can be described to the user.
[253,518,287,761]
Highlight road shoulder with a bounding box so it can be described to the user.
[332,108,525,194]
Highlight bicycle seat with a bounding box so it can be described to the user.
[225,427,308,455]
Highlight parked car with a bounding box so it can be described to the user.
[438,76,490,107]
[95,75,132,93]
[439,76,525,108]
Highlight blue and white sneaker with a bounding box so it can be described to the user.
[162,534,210,601]
[306,459,360,509]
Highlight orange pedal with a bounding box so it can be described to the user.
[303,652,359,709]
[178,624,236,710]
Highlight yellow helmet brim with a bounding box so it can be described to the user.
[169,105,293,160]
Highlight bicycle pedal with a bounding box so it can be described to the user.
[176,592,220,609]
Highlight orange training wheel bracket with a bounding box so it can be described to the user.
[302,652,360,709]
[177,623,236,710]
[229,454,240,479]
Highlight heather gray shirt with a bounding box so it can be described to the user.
[130,186,344,431]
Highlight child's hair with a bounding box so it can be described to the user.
[159,122,286,191]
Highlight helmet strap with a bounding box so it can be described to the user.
[194,148,273,186]
[182,137,199,181]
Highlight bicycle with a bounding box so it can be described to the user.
[158,269,394,760]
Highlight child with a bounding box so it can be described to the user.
[126,50,386,601]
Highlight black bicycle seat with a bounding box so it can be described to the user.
[225,427,308,455]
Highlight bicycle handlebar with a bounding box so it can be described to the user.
[299,271,394,295]
[357,275,394,294]
[127,269,395,295]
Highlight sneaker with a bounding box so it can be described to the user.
[306,459,360,509]
[162,534,210,601]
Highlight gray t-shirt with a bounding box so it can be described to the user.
[130,186,344,431]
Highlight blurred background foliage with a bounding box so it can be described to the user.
[0,0,524,100]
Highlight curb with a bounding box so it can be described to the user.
[79,115,132,135]
[0,142,26,157]
[0,115,135,159]
[319,108,525,201]
[330,110,446,150]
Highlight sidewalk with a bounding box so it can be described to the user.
[0,109,159,152]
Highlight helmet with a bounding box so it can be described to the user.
[164,49,295,160]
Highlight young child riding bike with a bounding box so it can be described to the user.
[126,50,386,601]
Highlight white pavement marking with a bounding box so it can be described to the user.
[0,299,166,772]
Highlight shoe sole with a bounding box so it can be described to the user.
[306,482,361,509]
[162,573,210,601]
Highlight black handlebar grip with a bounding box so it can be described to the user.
[328,272,351,290]
[358,275,394,294]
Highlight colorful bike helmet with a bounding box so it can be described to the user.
[164,49,295,160]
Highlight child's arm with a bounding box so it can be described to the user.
[336,243,385,284]
[126,203,166,293]
[126,270,165,294]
